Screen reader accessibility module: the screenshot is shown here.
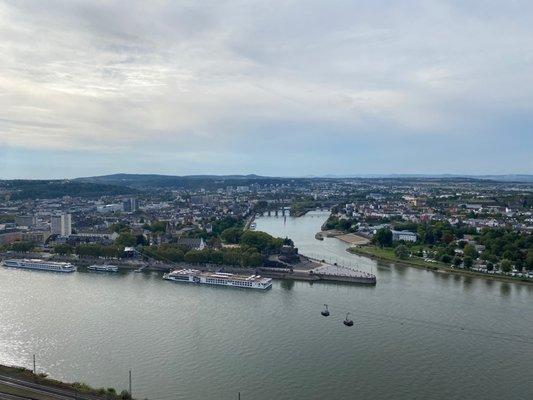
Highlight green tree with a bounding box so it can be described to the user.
[10,241,34,252]
[53,243,73,255]
[145,221,166,233]
[463,244,479,260]
[151,245,184,262]
[115,233,137,247]
[220,227,243,244]
[0,214,15,223]
[500,259,512,273]
[453,256,462,266]
[110,222,130,233]
[77,244,120,258]
[373,228,392,247]
[119,390,132,400]
[135,234,148,246]
[441,231,454,244]
[526,250,533,271]
[440,254,452,263]
[240,230,283,253]
[394,245,409,259]
[212,217,242,236]
[105,388,117,400]
[463,256,473,268]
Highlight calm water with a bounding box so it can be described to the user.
[1,211,532,400]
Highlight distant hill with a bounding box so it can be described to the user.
[73,173,533,189]
[0,180,139,200]
[473,174,533,183]
[75,173,298,189]
[320,174,533,183]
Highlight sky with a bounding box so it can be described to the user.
[0,0,532,179]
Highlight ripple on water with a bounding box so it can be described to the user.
[0,213,531,400]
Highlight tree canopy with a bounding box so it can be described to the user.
[373,228,393,247]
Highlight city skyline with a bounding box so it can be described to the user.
[1,1,533,178]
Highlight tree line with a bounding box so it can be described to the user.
[372,221,533,271]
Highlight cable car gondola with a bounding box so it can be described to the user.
[343,313,354,327]
[321,304,330,317]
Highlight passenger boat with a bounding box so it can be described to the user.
[87,264,119,272]
[163,269,272,290]
[2,258,76,273]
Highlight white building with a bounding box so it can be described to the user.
[391,230,417,242]
[51,213,72,236]
[97,204,123,213]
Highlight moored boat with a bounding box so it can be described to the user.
[87,264,119,272]
[163,268,272,290]
[2,258,76,273]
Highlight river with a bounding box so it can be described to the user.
[0,211,532,400]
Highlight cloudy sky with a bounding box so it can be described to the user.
[1,0,532,178]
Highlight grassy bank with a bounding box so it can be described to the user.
[348,246,446,269]
[348,246,533,285]
[0,364,132,399]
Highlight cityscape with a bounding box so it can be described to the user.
[0,174,532,399]
[1,175,532,283]
[1,1,533,400]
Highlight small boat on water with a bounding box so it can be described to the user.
[321,304,330,317]
[87,264,119,272]
[343,313,354,327]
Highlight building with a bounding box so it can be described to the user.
[0,231,22,245]
[22,231,50,244]
[122,198,139,212]
[51,213,72,236]
[391,230,417,242]
[15,215,36,227]
[175,237,206,250]
[97,204,123,213]
[67,232,118,245]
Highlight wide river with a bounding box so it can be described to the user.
[1,211,532,400]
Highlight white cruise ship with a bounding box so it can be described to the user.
[3,258,76,273]
[163,269,272,290]
[87,264,119,272]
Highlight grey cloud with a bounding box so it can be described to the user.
[0,0,532,175]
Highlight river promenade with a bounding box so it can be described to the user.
[0,252,376,285]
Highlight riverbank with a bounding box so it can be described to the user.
[0,364,131,399]
[348,246,533,285]
[315,230,371,245]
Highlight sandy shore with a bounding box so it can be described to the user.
[335,233,371,245]
[316,231,370,245]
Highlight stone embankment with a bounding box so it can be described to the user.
[1,253,376,285]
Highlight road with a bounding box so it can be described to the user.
[0,375,105,400]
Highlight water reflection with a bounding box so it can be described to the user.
[500,283,511,296]
[280,279,295,291]
[462,276,473,292]
[393,264,407,277]
[0,212,530,400]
